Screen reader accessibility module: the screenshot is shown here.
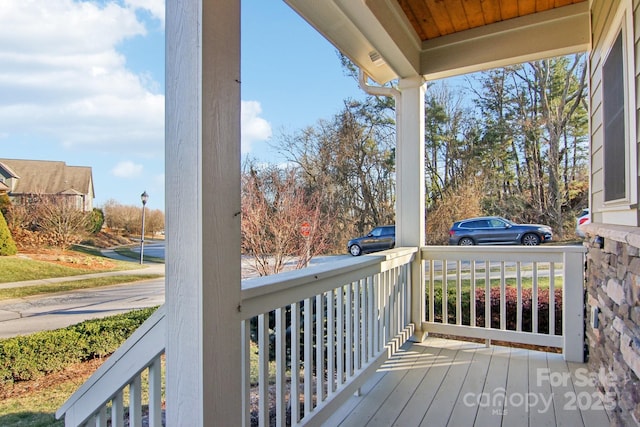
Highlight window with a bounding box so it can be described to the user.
[381,226,395,236]
[603,30,626,201]
[600,0,636,207]
[488,219,507,228]
[463,220,488,228]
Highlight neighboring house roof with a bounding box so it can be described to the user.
[0,158,94,199]
[0,160,20,179]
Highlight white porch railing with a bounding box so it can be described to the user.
[239,247,416,426]
[55,248,416,426]
[420,245,586,362]
[56,245,586,425]
[55,305,166,427]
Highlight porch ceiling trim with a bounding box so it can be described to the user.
[419,2,591,80]
[284,1,590,83]
[284,0,406,84]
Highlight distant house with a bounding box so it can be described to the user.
[0,159,94,212]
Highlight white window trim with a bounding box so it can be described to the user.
[600,0,637,209]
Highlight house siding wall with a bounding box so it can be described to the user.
[585,2,640,425]
[590,0,640,226]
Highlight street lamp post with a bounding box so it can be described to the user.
[140,191,149,264]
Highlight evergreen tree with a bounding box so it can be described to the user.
[0,209,17,256]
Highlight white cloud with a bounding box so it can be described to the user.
[241,100,272,154]
[0,0,164,155]
[125,0,165,26]
[112,160,144,178]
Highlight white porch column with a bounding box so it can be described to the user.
[166,1,242,425]
[396,77,427,342]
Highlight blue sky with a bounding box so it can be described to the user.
[0,0,366,210]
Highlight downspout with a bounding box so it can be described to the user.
[359,69,428,343]
[358,67,402,199]
[358,69,400,100]
[358,67,403,199]
[358,70,401,131]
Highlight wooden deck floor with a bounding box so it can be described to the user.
[327,337,612,427]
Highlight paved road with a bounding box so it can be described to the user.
[0,278,165,338]
[0,253,165,339]
[130,240,166,260]
[0,247,350,338]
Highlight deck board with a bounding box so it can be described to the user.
[502,348,530,425]
[332,337,611,427]
[418,342,475,426]
[390,341,463,426]
[566,361,612,427]
[473,345,510,427]
[547,352,590,426]
[445,344,494,426]
[367,346,441,425]
[528,350,557,426]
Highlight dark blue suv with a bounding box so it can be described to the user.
[347,225,395,256]
[449,216,552,246]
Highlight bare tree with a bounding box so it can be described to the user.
[145,208,165,236]
[241,164,332,276]
[33,195,91,248]
[102,199,162,235]
[275,98,396,247]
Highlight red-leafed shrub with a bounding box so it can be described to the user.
[428,286,563,334]
[474,287,563,334]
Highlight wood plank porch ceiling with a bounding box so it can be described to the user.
[398,0,588,41]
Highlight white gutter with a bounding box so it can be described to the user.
[358,69,400,99]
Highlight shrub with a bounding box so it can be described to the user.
[0,193,10,217]
[0,307,157,384]
[428,286,563,334]
[89,208,105,234]
[0,209,17,256]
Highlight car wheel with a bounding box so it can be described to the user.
[349,244,362,256]
[522,233,541,246]
[458,237,475,246]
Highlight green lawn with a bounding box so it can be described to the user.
[0,275,163,301]
[0,254,142,284]
[0,247,164,425]
[0,380,73,426]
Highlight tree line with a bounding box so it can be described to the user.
[0,56,587,267]
[101,199,164,237]
[241,54,589,271]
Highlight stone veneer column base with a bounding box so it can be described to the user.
[582,223,640,426]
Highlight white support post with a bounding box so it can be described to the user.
[166,0,242,425]
[396,76,427,343]
[563,250,585,362]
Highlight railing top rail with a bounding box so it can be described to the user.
[240,247,417,319]
[421,245,586,262]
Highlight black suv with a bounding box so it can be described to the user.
[449,216,552,246]
[347,225,395,256]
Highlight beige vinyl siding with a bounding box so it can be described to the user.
[589,0,640,225]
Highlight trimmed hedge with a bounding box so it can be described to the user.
[0,306,158,384]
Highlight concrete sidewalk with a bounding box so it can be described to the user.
[0,249,165,290]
